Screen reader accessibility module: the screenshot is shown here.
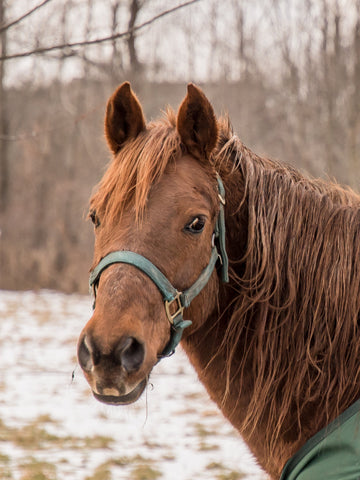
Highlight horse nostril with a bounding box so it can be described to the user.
[117,336,145,373]
[78,334,144,373]
[78,336,92,372]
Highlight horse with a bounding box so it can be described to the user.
[77,82,360,479]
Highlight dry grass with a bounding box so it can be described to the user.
[0,416,114,451]
[19,457,57,480]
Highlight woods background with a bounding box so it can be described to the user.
[0,0,359,293]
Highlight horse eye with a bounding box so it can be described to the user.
[185,216,206,234]
[89,210,100,228]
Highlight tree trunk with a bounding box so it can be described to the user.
[349,4,360,184]
[0,0,9,210]
[127,0,142,74]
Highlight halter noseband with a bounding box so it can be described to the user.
[89,175,229,358]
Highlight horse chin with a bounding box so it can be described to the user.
[92,379,147,406]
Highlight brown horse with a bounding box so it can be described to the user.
[77,82,360,479]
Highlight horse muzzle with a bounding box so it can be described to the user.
[77,332,150,405]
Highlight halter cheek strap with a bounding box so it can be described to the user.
[89,175,229,358]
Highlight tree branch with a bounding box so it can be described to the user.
[0,0,54,34]
[0,0,201,61]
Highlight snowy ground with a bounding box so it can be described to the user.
[0,290,267,480]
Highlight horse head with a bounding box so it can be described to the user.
[77,82,225,405]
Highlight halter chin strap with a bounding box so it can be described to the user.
[89,175,229,358]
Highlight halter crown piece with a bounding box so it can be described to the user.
[89,175,229,359]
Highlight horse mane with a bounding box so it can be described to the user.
[90,108,184,223]
[213,117,360,458]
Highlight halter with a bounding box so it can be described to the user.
[89,175,229,358]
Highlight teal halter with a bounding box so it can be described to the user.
[89,175,229,358]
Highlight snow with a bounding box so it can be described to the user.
[0,290,267,480]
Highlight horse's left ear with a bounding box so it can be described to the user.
[177,83,218,160]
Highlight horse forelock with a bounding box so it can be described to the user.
[90,108,184,224]
[90,112,240,226]
[213,132,360,460]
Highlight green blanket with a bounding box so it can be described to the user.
[280,398,360,480]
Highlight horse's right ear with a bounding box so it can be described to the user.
[104,82,146,154]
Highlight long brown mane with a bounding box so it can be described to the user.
[213,117,360,459]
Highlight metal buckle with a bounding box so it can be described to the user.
[211,233,216,248]
[218,193,225,205]
[164,292,184,325]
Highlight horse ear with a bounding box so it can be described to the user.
[177,83,218,160]
[104,82,146,154]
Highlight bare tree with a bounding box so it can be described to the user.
[0,0,53,34]
[232,0,246,76]
[349,1,360,176]
[0,0,9,210]
[127,0,143,74]
[110,1,124,77]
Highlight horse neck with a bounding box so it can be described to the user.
[181,164,283,475]
[181,149,360,479]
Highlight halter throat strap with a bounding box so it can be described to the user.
[89,175,229,358]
